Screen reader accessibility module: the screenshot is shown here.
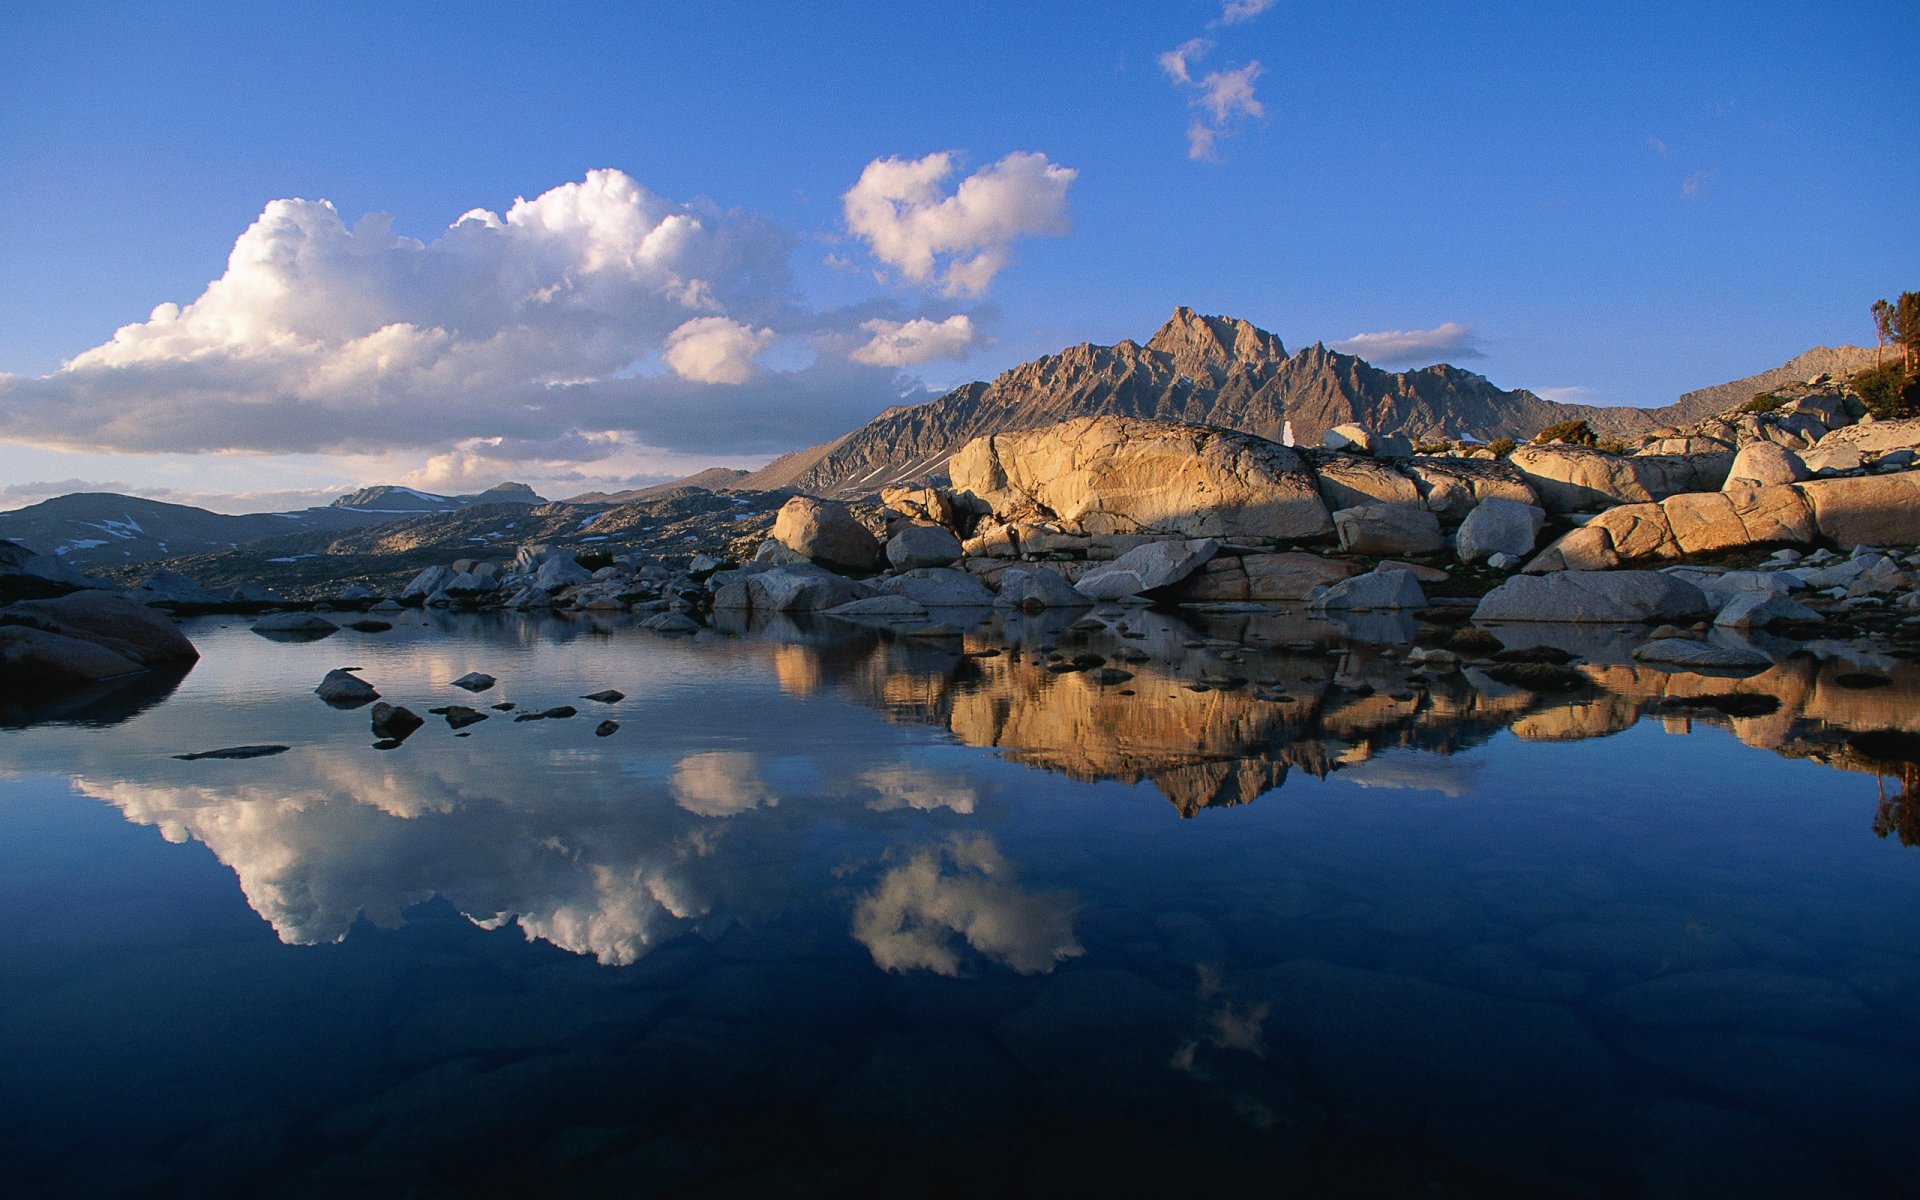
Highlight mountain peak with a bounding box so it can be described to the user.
[1145,307,1287,375]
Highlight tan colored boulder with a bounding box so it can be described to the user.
[1724,485,1815,546]
[771,497,880,571]
[1798,471,1920,547]
[880,486,957,528]
[1311,454,1422,511]
[1332,504,1444,556]
[1723,442,1808,490]
[1510,446,1731,513]
[1662,492,1756,556]
[1522,526,1619,573]
[1403,457,1539,519]
[1589,503,1679,560]
[948,416,1334,541]
[1807,417,1920,458]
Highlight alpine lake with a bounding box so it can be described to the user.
[4,603,1919,1198]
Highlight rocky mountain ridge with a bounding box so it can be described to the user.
[0,482,549,570]
[735,307,1879,497]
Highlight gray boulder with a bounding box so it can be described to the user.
[1308,568,1428,611]
[711,564,874,612]
[825,595,931,621]
[130,569,223,608]
[1075,538,1219,600]
[1,591,200,667]
[535,555,594,592]
[877,568,997,607]
[315,668,379,705]
[401,566,453,602]
[1332,504,1444,556]
[252,612,339,637]
[640,611,700,633]
[1474,571,1711,624]
[1714,591,1822,630]
[0,538,104,601]
[885,523,964,570]
[1631,637,1773,671]
[1456,499,1546,563]
[0,626,145,683]
[994,567,1093,610]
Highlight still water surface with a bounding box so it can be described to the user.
[2,608,1918,1197]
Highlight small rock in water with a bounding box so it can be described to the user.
[581,690,625,704]
[1089,667,1134,686]
[595,720,619,737]
[347,619,393,633]
[314,668,379,707]
[252,612,340,639]
[451,672,497,692]
[429,705,489,729]
[491,701,516,711]
[513,705,578,722]
[370,702,425,742]
[173,745,290,761]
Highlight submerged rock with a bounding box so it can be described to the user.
[582,689,625,704]
[173,745,290,761]
[450,672,497,692]
[595,720,619,737]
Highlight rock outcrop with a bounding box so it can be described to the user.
[1474,571,1711,624]
[771,497,881,571]
[950,416,1334,542]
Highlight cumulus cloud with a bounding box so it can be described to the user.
[851,836,1083,976]
[848,315,983,367]
[0,169,926,464]
[858,763,978,814]
[1160,40,1266,161]
[1330,321,1482,365]
[842,151,1076,295]
[670,751,779,817]
[663,316,775,384]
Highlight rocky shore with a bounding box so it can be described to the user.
[6,376,1919,703]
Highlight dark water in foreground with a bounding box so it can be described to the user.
[3,607,1919,1198]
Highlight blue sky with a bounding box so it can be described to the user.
[1,0,1912,510]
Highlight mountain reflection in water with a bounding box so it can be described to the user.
[3,608,1919,1197]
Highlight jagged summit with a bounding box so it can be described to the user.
[1144,306,1287,377]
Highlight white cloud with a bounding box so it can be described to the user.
[1330,321,1482,365]
[1159,37,1212,86]
[842,151,1076,296]
[1160,41,1266,161]
[670,751,779,817]
[858,763,978,813]
[1535,385,1598,404]
[1682,169,1715,198]
[849,315,983,367]
[1217,0,1277,24]
[851,836,1083,976]
[663,316,775,384]
[1648,135,1669,155]
[0,169,923,465]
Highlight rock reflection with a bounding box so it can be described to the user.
[731,607,1920,825]
[851,835,1083,976]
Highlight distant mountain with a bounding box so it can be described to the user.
[329,481,545,513]
[564,469,752,506]
[1648,345,1884,427]
[737,308,1639,496]
[736,309,1883,497]
[0,481,549,570]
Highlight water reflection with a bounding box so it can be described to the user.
[5,609,1920,1195]
[3,607,1917,970]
